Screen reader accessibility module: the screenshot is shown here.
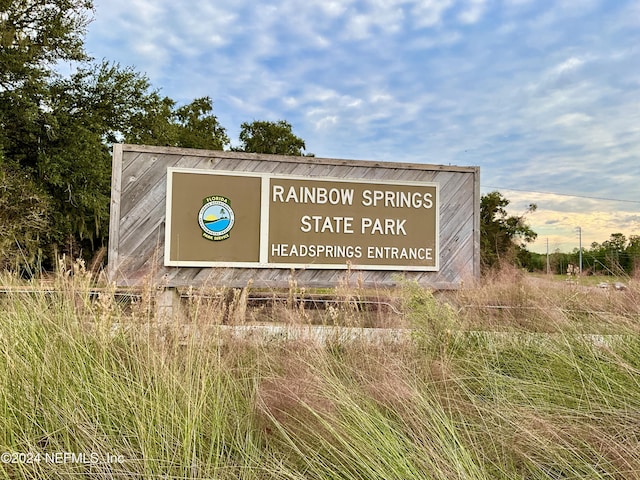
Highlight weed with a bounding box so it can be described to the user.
[1,269,640,478]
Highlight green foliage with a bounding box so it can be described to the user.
[0,1,307,272]
[537,233,640,276]
[1,0,100,269]
[0,58,231,269]
[2,276,640,478]
[480,191,537,270]
[401,281,456,337]
[0,162,50,270]
[235,119,308,156]
[587,233,639,276]
[1,61,183,268]
[125,95,230,150]
[0,0,92,90]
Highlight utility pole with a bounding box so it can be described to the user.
[546,238,550,274]
[577,226,583,275]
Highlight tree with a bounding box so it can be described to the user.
[0,62,148,266]
[628,235,640,275]
[0,0,306,272]
[1,54,230,270]
[603,233,627,273]
[589,233,632,275]
[0,161,51,271]
[480,191,537,270]
[0,0,92,91]
[125,95,229,150]
[235,120,308,156]
[1,0,95,166]
[1,0,96,269]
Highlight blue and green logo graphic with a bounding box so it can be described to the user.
[198,195,235,241]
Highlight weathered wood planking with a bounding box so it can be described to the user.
[108,144,480,289]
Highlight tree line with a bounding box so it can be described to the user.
[526,234,640,277]
[5,1,627,277]
[0,0,307,272]
[479,191,639,276]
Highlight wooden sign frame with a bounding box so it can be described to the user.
[108,144,480,289]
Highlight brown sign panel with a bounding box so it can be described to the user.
[166,171,263,264]
[165,168,439,271]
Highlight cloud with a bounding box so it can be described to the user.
[552,112,592,127]
[344,7,405,40]
[495,188,640,253]
[314,115,339,130]
[553,56,585,75]
[411,0,454,28]
[458,0,487,24]
[84,0,640,252]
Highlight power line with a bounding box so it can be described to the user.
[482,186,640,204]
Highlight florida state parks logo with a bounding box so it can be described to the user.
[197,195,235,241]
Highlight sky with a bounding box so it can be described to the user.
[83,0,640,254]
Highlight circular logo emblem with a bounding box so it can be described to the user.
[198,197,235,241]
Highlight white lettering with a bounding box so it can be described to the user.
[361,218,407,235]
[367,246,433,260]
[422,192,433,209]
[361,217,372,233]
[285,187,298,203]
[271,243,288,256]
[300,215,312,233]
[271,185,355,205]
[362,190,373,207]
[269,244,364,259]
[341,188,355,205]
[361,190,434,208]
[300,216,354,234]
[272,185,284,202]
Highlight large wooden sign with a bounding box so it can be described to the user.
[165,169,438,270]
[108,144,480,289]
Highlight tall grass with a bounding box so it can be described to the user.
[1,269,639,478]
[451,267,640,334]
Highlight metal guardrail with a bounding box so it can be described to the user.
[0,285,142,301]
[0,286,404,315]
[457,304,640,318]
[2,286,636,320]
[181,292,405,316]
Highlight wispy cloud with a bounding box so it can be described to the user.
[85,0,640,251]
[411,0,454,28]
[458,0,487,24]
